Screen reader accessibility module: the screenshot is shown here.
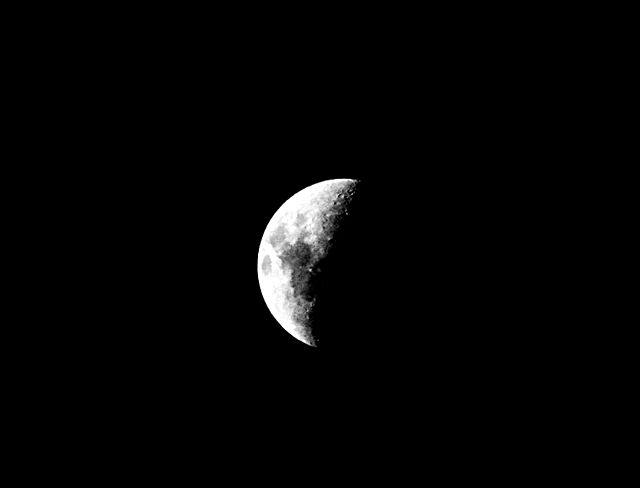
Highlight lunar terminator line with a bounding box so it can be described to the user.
[257,179,359,346]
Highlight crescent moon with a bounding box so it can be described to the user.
[257,179,359,347]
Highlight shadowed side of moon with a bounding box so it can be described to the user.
[293,190,367,349]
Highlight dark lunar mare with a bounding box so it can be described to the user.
[278,236,316,302]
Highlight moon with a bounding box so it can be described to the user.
[257,179,359,347]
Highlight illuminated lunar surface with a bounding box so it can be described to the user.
[257,179,359,347]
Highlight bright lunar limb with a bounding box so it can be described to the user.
[257,178,359,347]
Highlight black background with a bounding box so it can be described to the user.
[32,17,593,474]
[78,121,561,430]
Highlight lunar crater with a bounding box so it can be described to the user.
[261,255,272,274]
